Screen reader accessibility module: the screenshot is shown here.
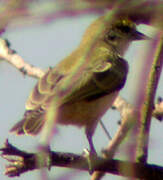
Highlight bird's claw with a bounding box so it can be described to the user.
[83,148,97,174]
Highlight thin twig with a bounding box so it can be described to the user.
[0,140,163,179]
[135,33,163,163]
[113,96,163,121]
[1,1,163,32]
[91,102,139,180]
[99,120,112,140]
[0,38,45,78]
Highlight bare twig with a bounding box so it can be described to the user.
[135,33,163,163]
[0,140,163,179]
[113,96,163,122]
[153,97,163,121]
[1,1,163,32]
[91,98,139,180]
[91,92,163,180]
[0,38,45,78]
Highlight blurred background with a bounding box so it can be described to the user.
[0,3,163,180]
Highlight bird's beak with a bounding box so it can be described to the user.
[132,30,150,41]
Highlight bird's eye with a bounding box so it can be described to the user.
[108,34,116,40]
[106,31,117,41]
[118,25,131,33]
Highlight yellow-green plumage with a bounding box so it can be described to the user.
[11,47,128,135]
[10,16,147,152]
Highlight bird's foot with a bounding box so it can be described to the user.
[83,148,97,174]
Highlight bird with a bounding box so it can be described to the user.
[10,16,148,154]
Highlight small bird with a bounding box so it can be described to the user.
[10,16,148,154]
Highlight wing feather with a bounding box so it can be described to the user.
[11,53,128,135]
[61,56,128,104]
[26,69,64,110]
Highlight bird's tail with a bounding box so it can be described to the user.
[10,119,26,135]
[10,109,45,136]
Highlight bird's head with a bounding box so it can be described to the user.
[104,18,149,55]
[80,17,149,56]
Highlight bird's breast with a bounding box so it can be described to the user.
[57,91,118,128]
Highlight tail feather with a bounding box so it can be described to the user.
[10,109,45,136]
[10,119,25,135]
[23,113,45,135]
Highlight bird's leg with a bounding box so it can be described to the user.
[84,128,97,174]
[86,130,96,155]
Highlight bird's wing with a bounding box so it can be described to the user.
[11,55,128,135]
[61,56,128,104]
[25,68,64,110]
[10,68,65,135]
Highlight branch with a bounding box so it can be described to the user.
[113,96,163,122]
[152,97,163,121]
[0,140,163,180]
[1,0,163,33]
[0,38,45,78]
[91,97,140,180]
[135,33,163,163]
